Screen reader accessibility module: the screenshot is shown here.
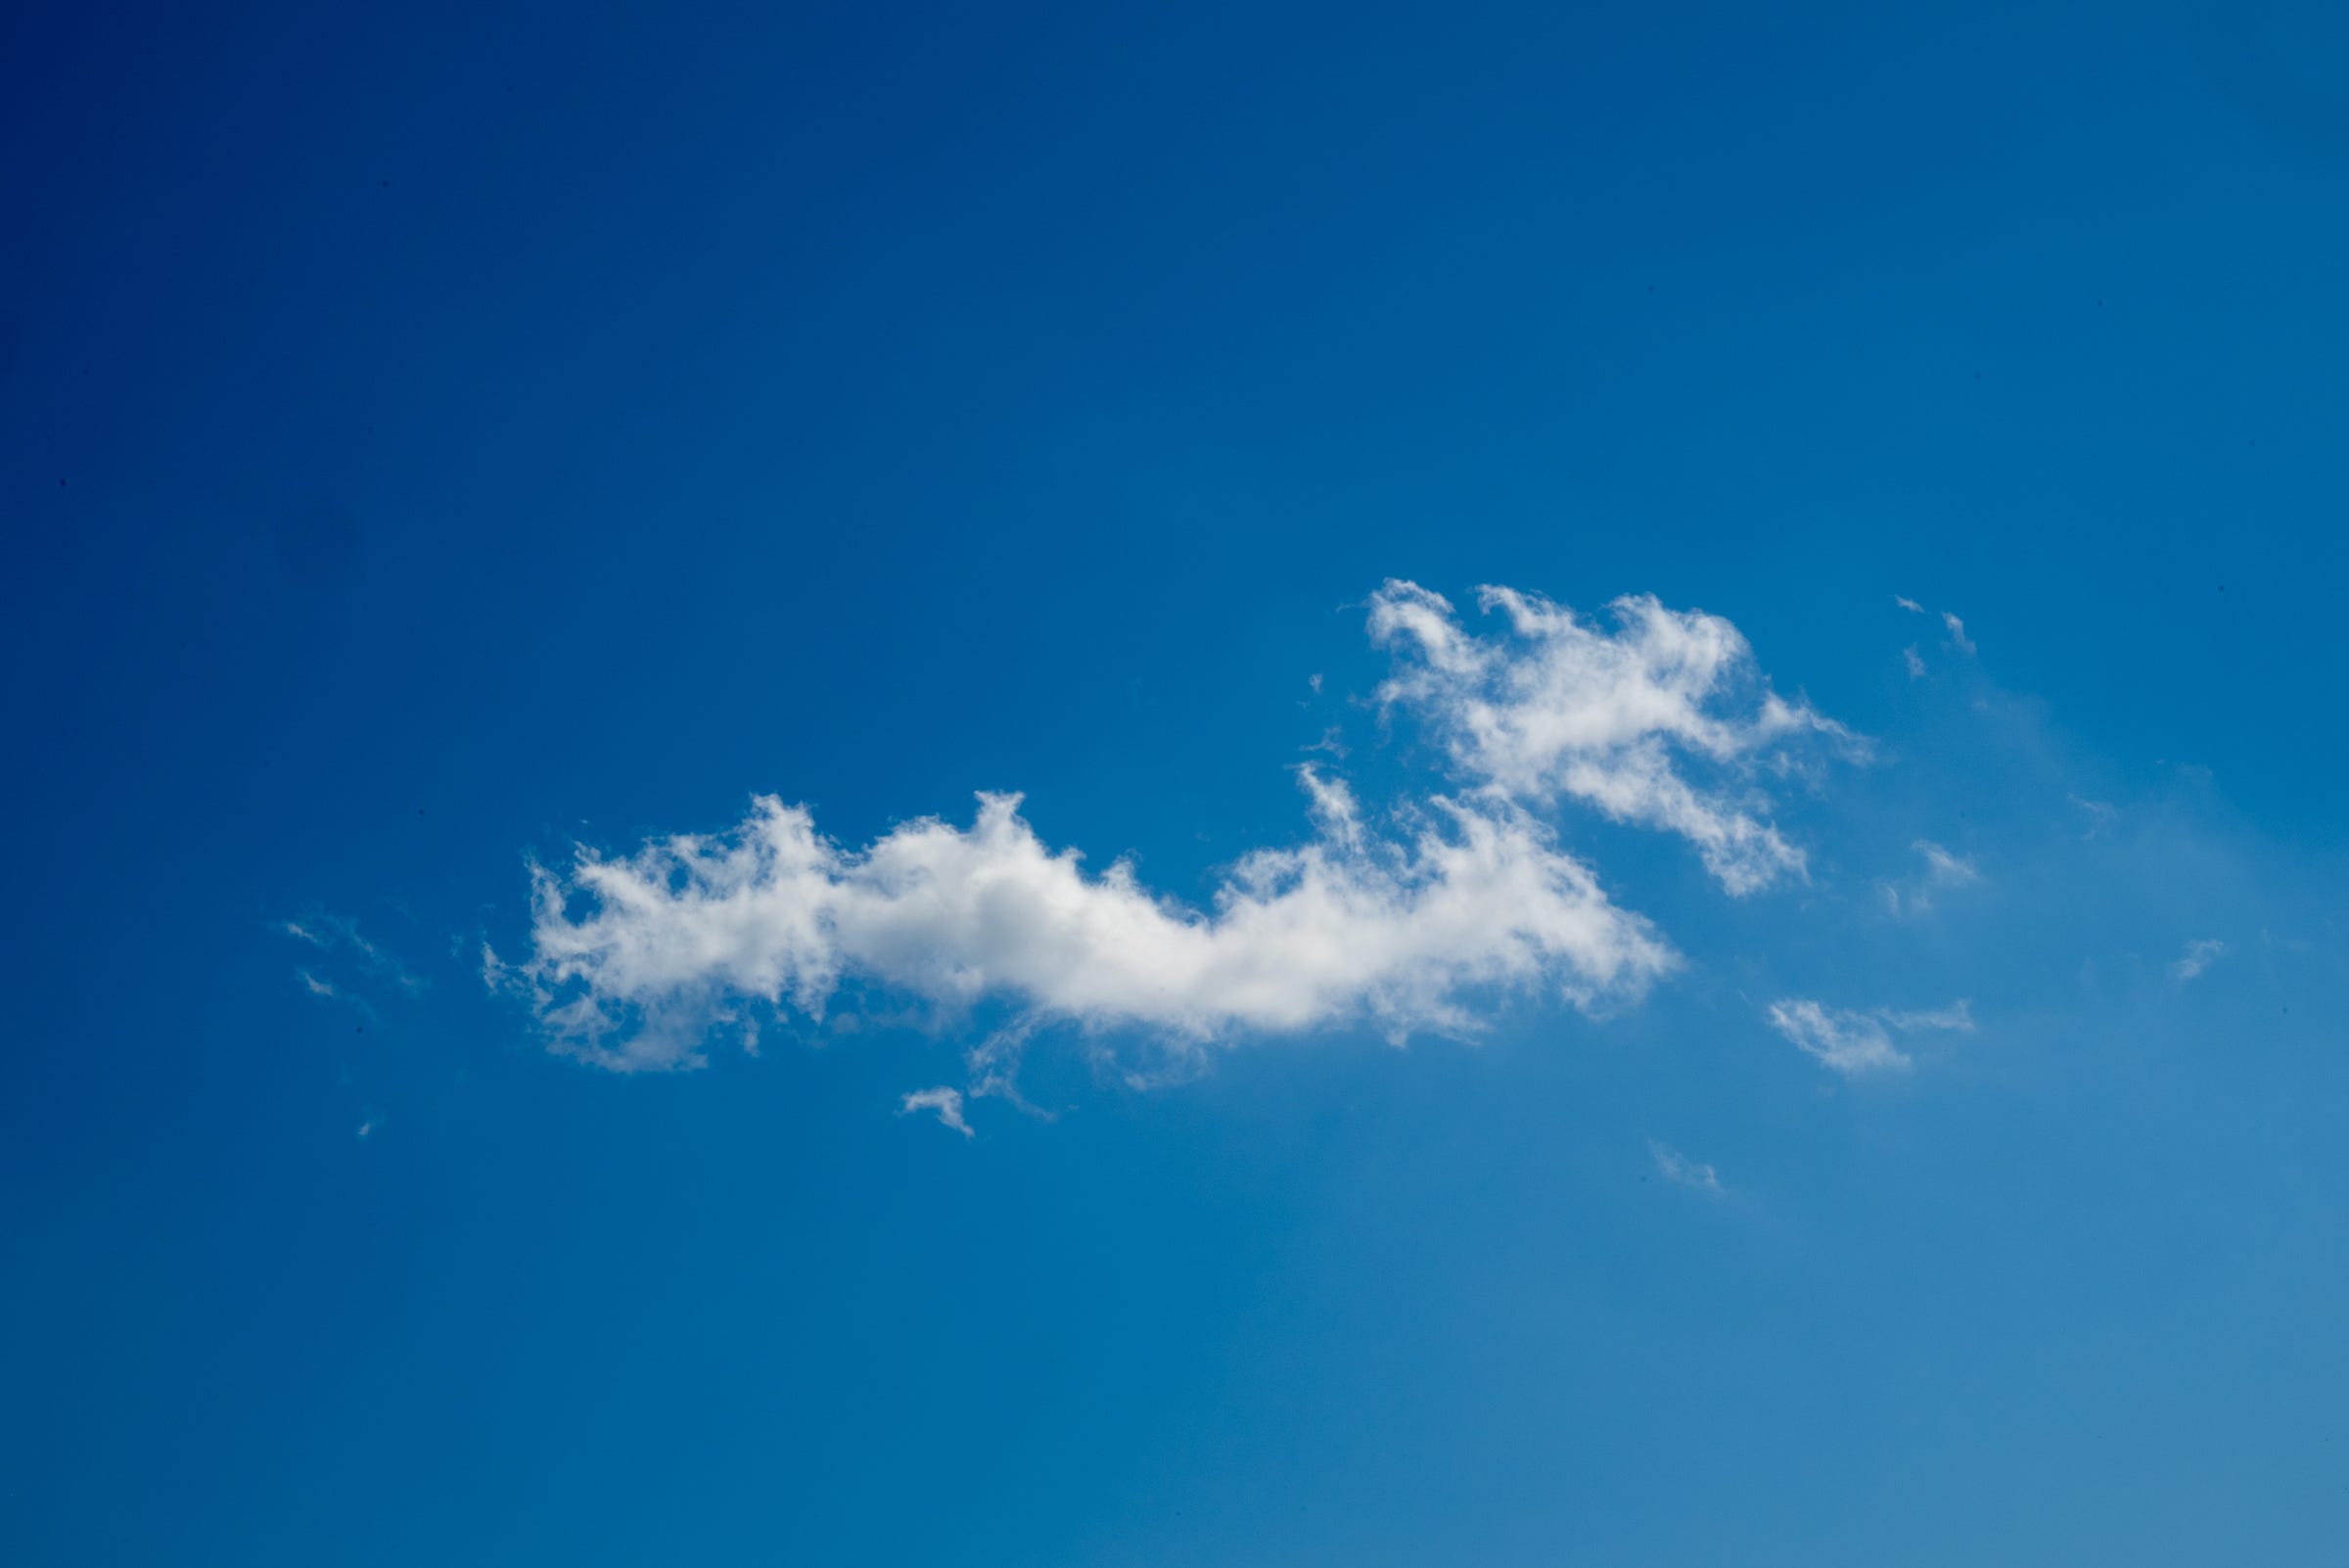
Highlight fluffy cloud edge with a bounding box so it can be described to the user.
[501,772,1678,1074]
[1368,579,1859,895]
[491,579,1867,1088]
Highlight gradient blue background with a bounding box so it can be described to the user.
[5,1,2347,1562]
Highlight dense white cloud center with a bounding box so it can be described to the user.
[508,580,1846,1075]
[517,775,1674,1071]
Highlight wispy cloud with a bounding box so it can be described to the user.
[1894,598,1973,668]
[1648,1139,1725,1196]
[1882,839,1981,917]
[1368,580,1858,895]
[2171,938,2227,983]
[2068,794,2118,838]
[276,914,424,997]
[1765,997,1973,1077]
[899,1086,974,1137]
[1914,841,1979,888]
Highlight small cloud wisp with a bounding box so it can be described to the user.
[1649,1139,1727,1196]
[1765,997,1974,1077]
[899,1086,975,1138]
[2171,939,2227,984]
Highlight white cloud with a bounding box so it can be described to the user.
[500,580,1863,1082]
[509,769,1676,1073]
[1881,1001,1976,1033]
[2171,938,2227,983]
[900,1086,974,1137]
[1883,839,1981,917]
[2068,795,2118,838]
[1894,600,1973,665]
[1914,841,1979,888]
[1648,1139,1725,1196]
[277,914,424,996]
[1765,996,1973,1077]
[1366,580,1856,895]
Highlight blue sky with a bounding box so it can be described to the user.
[5,0,2349,1561]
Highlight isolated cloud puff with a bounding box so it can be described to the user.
[1913,841,1979,888]
[1368,581,1855,894]
[502,580,1855,1079]
[900,1086,974,1137]
[1648,1139,1726,1196]
[1881,839,1981,918]
[2171,939,2227,983]
[509,771,1675,1072]
[1765,997,1973,1077]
